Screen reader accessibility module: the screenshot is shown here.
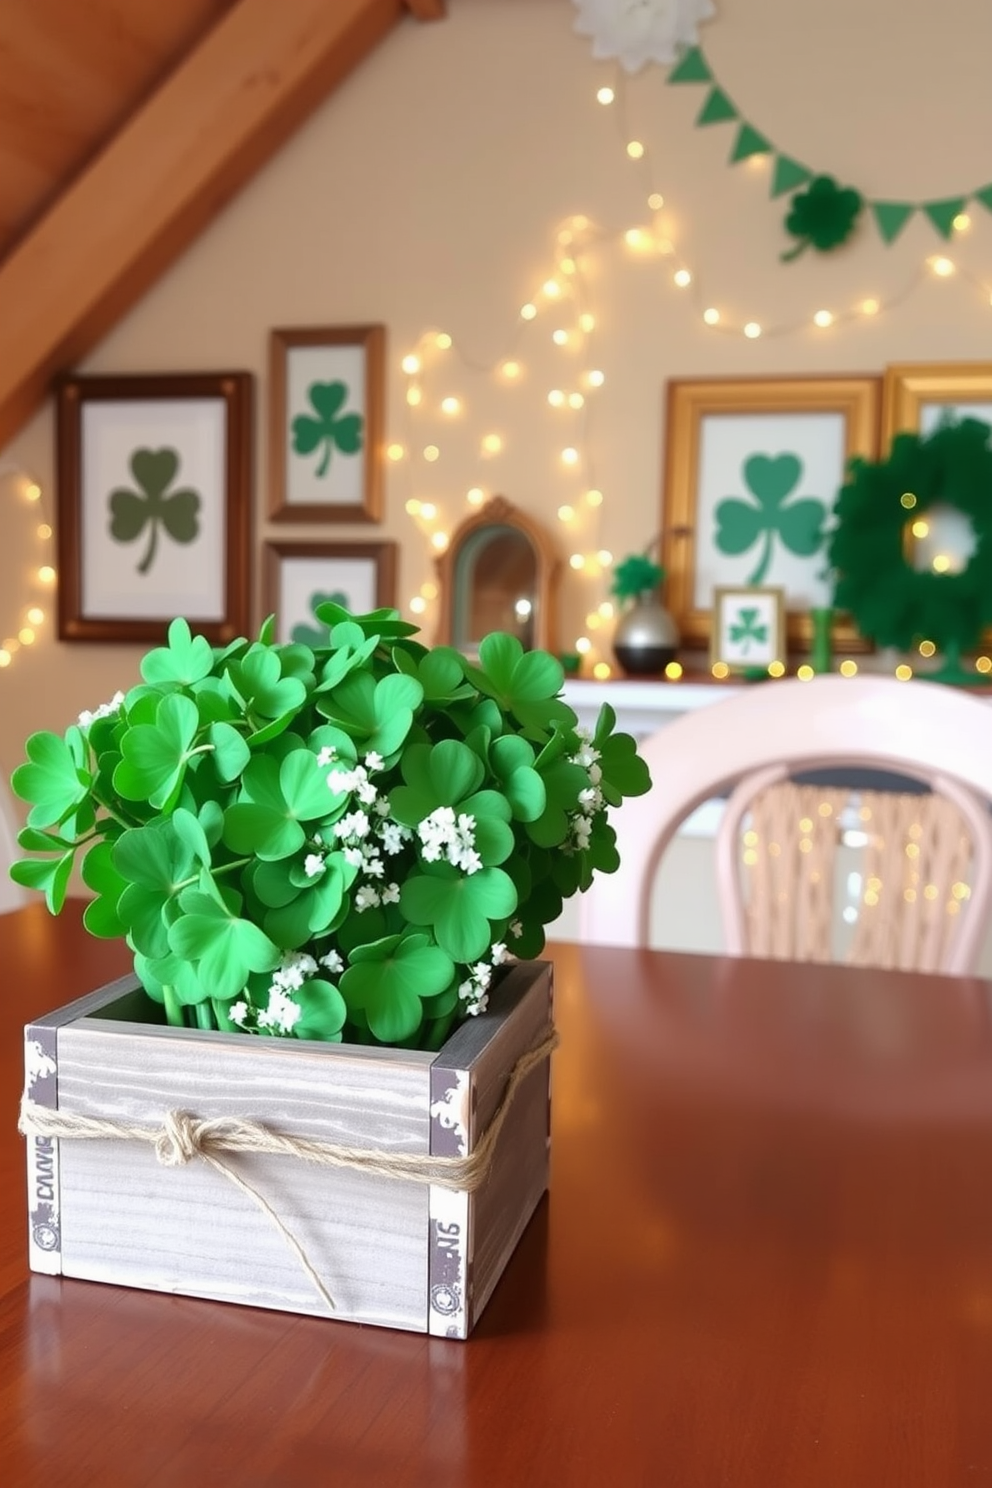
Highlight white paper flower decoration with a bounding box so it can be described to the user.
[572,0,716,74]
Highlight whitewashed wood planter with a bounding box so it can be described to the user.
[22,960,553,1338]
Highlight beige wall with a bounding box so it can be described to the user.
[1,0,990,800]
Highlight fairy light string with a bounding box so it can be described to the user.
[0,469,56,673]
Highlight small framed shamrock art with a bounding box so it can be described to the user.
[661,376,880,654]
[711,586,785,673]
[268,325,385,523]
[55,372,253,644]
[262,540,397,645]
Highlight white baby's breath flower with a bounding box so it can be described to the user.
[339,810,370,840]
[229,1000,248,1026]
[467,992,489,1016]
[510,919,524,939]
[316,746,337,767]
[304,853,325,879]
[319,948,344,974]
[77,690,125,729]
[379,822,406,855]
[364,751,384,772]
[381,882,400,905]
[472,962,492,988]
[355,885,380,911]
[491,942,508,964]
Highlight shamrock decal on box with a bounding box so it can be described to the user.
[108,447,201,575]
[714,453,827,586]
[292,381,364,478]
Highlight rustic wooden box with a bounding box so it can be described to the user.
[22,960,553,1337]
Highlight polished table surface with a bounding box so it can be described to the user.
[3,903,992,1487]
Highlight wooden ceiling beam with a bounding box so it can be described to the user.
[0,0,443,449]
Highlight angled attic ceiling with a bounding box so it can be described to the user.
[0,0,445,449]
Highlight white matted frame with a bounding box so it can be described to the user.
[711,586,785,671]
[662,377,880,653]
[269,325,385,523]
[262,541,397,644]
[56,372,252,644]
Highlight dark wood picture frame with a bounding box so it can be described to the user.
[268,325,385,523]
[56,371,252,644]
[262,540,397,643]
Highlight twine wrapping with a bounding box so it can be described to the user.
[19,1026,558,1314]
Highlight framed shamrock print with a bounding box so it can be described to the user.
[56,372,252,644]
[661,376,880,653]
[711,586,785,672]
[262,541,397,645]
[269,325,385,522]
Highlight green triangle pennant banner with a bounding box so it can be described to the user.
[667,46,712,84]
[975,184,992,214]
[871,201,916,244]
[924,197,967,239]
[730,123,772,163]
[770,155,812,198]
[696,87,738,127]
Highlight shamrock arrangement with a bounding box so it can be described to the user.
[9,607,650,1051]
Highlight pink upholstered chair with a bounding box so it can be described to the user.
[580,675,992,975]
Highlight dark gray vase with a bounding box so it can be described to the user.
[612,594,679,676]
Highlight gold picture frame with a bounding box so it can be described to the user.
[881,361,992,445]
[661,376,881,654]
[710,586,786,673]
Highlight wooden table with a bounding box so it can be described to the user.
[3,903,992,1487]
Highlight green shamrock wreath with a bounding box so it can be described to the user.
[829,418,992,663]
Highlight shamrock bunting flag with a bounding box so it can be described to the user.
[664,45,989,252]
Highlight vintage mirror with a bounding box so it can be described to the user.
[435,496,559,656]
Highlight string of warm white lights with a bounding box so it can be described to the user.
[0,470,56,672]
[601,67,992,337]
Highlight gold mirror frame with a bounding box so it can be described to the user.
[434,496,560,655]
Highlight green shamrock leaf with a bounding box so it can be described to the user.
[293,978,348,1041]
[10,726,90,828]
[224,645,308,726]
[591,706,652,806]
[782,174,863,261]
[112,816,203,957]
[79,839,129,938]
[488,735,546,822]
[729,607,769,654]
[339,932,455,1043]
[400,862,517,962]
[291,381,364,478]
[222,749,334,861]
[465,633,573,735]
[168,888,282,1003]
[319,671,423,759]
[715,453,827,584]
[113,693,201,810]
[108,447,201,574]
[140,617,215,687]
[527,758,590,848]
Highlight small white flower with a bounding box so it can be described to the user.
[316,746,337,767]
[357,778,379,806]
[472,962,492,988]
[229,1001,248,1026]
[77,690,125,729]
[328,767,358,795]
[344,845,365,868]
[491,942,508,964]
[374,797,391,817]
[363,852,385,878]
[510,919,524,938]
[379,822,406,855]
[355,885,380,911]
[455,847,483,876]
[588,762,603,786]
[364,751,384,772]
[339,810,371,840]
[457,979,475,1002]
[467,992,489,1016]
[573,816,593,849]
[381,882,400,905]
[319,949,344,974]
[304,853,325,879]
[572,743,601,769]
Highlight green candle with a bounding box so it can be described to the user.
[810,607,833,674]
